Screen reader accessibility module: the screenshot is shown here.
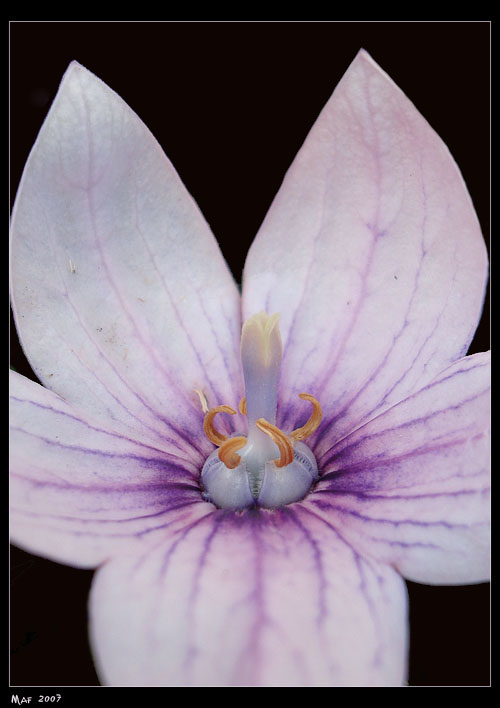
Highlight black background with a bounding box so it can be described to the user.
[10,20,490,688]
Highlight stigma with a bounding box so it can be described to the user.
[201,312,322,509]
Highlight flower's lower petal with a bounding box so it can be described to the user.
[312,352,490,584]
[90,507,408,686]
[10,371,209,568]
[11,62,242,449]
[242,50,488,444]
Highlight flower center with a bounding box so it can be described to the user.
[201,312,322,509]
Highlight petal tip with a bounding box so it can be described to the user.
[59,60,106,96]
[350,48,393,83]
[61,59,89,81]
[352,47,378,68]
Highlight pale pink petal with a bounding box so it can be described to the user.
[310,352,490,584]
[242,50,488,444]
[10,370,210,567]
[10,62,242,449]
[90,507,407,686]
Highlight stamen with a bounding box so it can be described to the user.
[238,397,247,416]
[203,405,237,446]
[290,393,322,441]
[218,436,247,469]
[256,418,294,468]
[194,388,209,413]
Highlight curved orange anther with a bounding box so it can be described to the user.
[290,393,322,441]
[256,418,294,468]
[203,405,237,446]
[238,397,247,415]
[218,436,247,469]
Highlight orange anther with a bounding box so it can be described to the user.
[238,397,247,415]
[218,436,247,469]
[203,405,237,446]
[256,418,294,468]
[290,393,322,441]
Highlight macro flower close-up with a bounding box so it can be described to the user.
[10,48,490,687]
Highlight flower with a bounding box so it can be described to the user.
[9,49,490,687]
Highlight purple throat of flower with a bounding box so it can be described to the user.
[201,312,322,510]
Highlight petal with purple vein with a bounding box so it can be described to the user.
[10,62,242,449]
[10,370,210,568]
[242,49,488,444]
[90,506,407,686]
[311,351,490,584]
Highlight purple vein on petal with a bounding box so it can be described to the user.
[313,487,490,503]
[278,73,390,433]
[79,87,210,423]
[132,509,217,664]
[239,510,266,686]
[193,286,238,401]
[299,502,364,565]
[324,84,461,423]
[130,172,231,406]
[319,419,482,473]
[308,493,478,532]
[319,354,489,453]
[351,554,389,671]
[281,506,327,626]
[318,450,488,490]
[279,220,376,432]
[279,68,386,387]
[34,197,202,454]
[13,477,200,495]
[153,509,215,581]
[12,498,201,524]
[85,184,202,416]
[297,502,388,666]
[318,373,489,471]
[10,394,200,463]
[12,501,203,540]
[11,425,199,482]
[312,232,429,449]
[181,511,229,679]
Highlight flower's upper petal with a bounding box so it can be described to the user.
[242,50,488,442]
[311,351,490,584]
[90,507,407,686]
[10,62,242,447]
[10,370,210,568]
